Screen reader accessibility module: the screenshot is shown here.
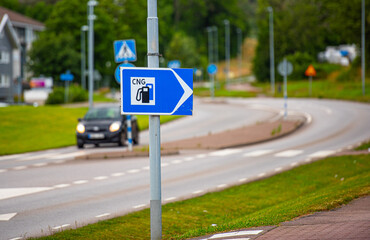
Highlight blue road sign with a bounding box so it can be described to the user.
[168,60,181,68]
[120,67,193,115]
[207,64,217,75]
[114,62,135,84]
[60,70,74,81]
[114,39,136,63]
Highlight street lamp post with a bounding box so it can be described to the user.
[361,0,366,96]
[212,26,218,65]
[88,0,98,109]
[237,28,242,80]
[267,6,275,95]
[81,25,88,90]
[224,19,230,89]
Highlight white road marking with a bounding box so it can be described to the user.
[8,237,23,240]
[142,166,150,170]
[0,169,8,173]
[275,167,283,172]
[0,187,52,201]
[209,230,263,239]
[210,149,242,157]
[111,172,125,177]
[165,197,176,202]
[127,169,140,174]
[275,150,303,157]
[0,212,17,221]
[290,162,298,167]
[161,163,169,167]
[95,213,111,218]
[171,160,183,164]
[192,190,204,194]
[13,166,27,171]
[258,173,266,177]
[305,158,312,163]
[239,178,248,182]
[133,204,146,209]
[53,184,71,189]
[52,224,70,230]
[217,184,227,188]
[196,154,207,158]
[17,153,58,162]
[32,162,48,167]
[50,152,85,160]
[243,149,273,157]
[94,176,108,181]
[73,180,88,185]
[308,150,335,158]
[184,157,194,161]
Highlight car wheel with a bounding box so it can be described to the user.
[119,131,126,146]
[133,124,140,145]
[94,143,99,147]
[77,143,84,149]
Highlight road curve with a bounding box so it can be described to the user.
[0,98,369,240]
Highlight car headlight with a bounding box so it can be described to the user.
[109,121,121,132]
[76,123,85,133]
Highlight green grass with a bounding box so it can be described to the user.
[33,154,370,240]
[0,106,182,156]
[355,141,370,151]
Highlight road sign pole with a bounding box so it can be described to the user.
[65,80,69,103]
[267,7,275,94]
[224,19,230,89]
[309,76,312,97]
[283,58,287,119]
[361,0,365,96]
[88,0,97,109]
[211,74,215,99]
[147,0,162,239]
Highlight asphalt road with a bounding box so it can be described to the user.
[0,98,369,240]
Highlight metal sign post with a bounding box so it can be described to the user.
[60,70,74,103]
[278,58,293,119]
[207,64,218,99]
[147,1,161,239]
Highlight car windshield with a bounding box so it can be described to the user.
[84,107,120,120]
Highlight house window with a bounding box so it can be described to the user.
[0,75,10,88]
[0,51,10,64]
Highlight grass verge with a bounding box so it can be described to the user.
[0,106,181,156]
[33,154,370,240]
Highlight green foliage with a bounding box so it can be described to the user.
[0,0,53,22]
[283,52,314,81]
[254,0,370,82]
[46,85,87,105]
[165,31,200,67]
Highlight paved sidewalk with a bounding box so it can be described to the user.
[255,195,370,240]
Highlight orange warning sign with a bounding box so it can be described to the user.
[305,64,316,77]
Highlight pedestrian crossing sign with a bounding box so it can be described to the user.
[114,39,137,63]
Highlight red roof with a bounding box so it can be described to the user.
[0,6,44,28]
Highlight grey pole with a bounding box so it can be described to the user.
[283,58,288,119]
[81,25,88,90]
[267,6,275,94]
[88,0,97,109]
[224,19,230,88]
[361,0,365,96]
[237,28,242,81]
[213,26,218,65]
[206,27,213,64]
[147,0,161,239]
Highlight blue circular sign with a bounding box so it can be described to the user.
[207,64,217,75]
[115,63,135,84]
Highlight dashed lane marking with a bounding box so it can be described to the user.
[239,178,248,182]
[8,237,23,240]
[274,150,303,157]
[208,230,263,239]
[73,180,88,185]
[210,149,243,157]
[0,169,8,173]
[52,224,70,230]
[0,212,17,221]
[243,149,273,157]
[133,204,146,209]
[217,184,227,188]
[275,167,283,172]
[53,184,71,189]
[193,190,204,194]
[95,213,111,218]
[0,187,53,201]
[13,166,27,171]
[308,150,335,158]
[32,162,48,167]
[111,172,125,177]
[258,172,266,177]
[171,160,183,164]
[127,169,140,174]
[94,176,108,181]
[165,197,177,202]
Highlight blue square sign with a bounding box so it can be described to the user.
[114,39,137,63]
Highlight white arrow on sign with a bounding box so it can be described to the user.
[170,69,192,115]
[0,212,17,221]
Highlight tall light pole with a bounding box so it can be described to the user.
[81,25,88,90]
[361,0,366,96]
[212,26,218,65]
[206,27,214,64]
[224,19,230,88]
[237,28,242,80]
[267,6,275,95]
[88,0,98,109]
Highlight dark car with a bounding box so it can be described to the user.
[76,106,139,148]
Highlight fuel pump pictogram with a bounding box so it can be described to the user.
[131,77,155,105]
